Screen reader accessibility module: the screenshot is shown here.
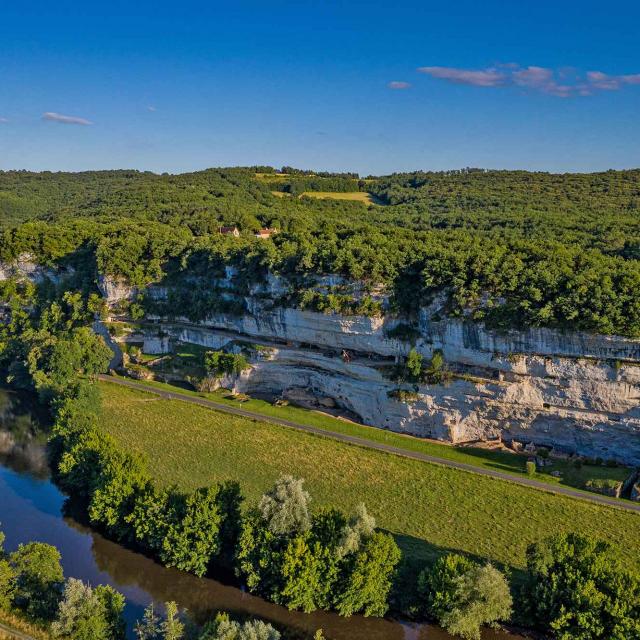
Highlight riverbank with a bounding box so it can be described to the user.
[0,613,49,640]
[98,380,640,579]
[0,446,521,640]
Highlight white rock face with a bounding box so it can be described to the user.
[97,275,137,303]
[0,254,74,284]
[148,298,640,464]
[142,335,171,355]
[41,263,640,465]
[20,260,640,462]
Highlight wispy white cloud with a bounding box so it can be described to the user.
[418,66,505,87]
[417,64,640,97]
[586,70,640,91]
[388,81,411,90]
[147,105,157,112]
[0,117,8,123]
[586,71,621,91]
[42,112,93,125]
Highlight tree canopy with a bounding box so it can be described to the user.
[1,167,640,336]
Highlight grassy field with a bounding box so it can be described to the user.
[106,375,631,495]
[99,382,640,577]
[300,191,382,204]
[269,190,383,205]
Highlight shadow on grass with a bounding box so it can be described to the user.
[389,531,527,615]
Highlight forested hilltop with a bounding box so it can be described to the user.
[1,167,640,336]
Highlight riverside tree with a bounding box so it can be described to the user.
[51,578,126,640]
[418,553,512,640]
[258,475,312,536]
[161,486,224,576]
[9,542,64,621]
[522,533,640,639]
[0,531,15,609]
[200,612,281,640]
[236,475,401,616]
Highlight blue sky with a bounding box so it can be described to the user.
[1,0,639,174]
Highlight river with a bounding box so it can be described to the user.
[0,388,522,640]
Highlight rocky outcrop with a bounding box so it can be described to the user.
[0,253,74,284]
[97,275,137,304]
[79,268,640,465]
[139,311,640,464]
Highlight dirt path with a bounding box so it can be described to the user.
[0,622,38,640]
[100,375,640,515]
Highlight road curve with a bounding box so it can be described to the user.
[99,375,640,515]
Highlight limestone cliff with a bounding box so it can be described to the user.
[133,273,640,465]
[9,268,640,464]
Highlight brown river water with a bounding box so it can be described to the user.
[0,389,524,640]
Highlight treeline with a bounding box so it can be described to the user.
[414,532,640,639]
[6,217,640,337]
[369,169,640,251]
[265,176,364,195]
[0,528,289,640]
[50,396,401,617]
[1,168,640,336]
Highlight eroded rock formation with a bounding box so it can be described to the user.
[5,266,640,464]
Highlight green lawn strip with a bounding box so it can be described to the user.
[103,375,631,496]
[99,382,640,576]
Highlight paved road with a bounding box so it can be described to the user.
[100,375,640,515]
[0,621,37,640]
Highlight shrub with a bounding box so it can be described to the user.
[387,388,419,403]
[406,349,423,381]
[384,323,421,343]
[129,302,145,320]
[204,350,250,379]
[583,478,622,498]
[526,461,536,476]
[425,350,450,384]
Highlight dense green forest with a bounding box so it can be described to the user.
[1,167,639,336]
